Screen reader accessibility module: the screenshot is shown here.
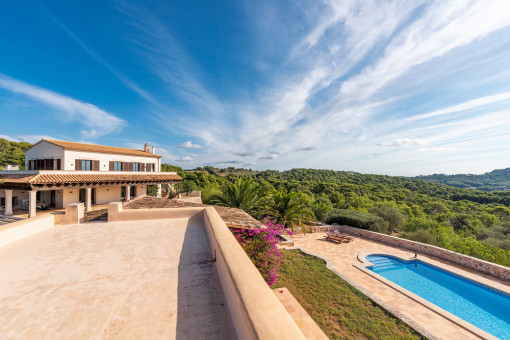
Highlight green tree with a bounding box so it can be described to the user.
[267,188,313,229]
[210,177,266,216]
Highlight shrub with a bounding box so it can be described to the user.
[324,209,389,233]
[369,206,404,232]
[402,229,438,246]
[229,219,285,286]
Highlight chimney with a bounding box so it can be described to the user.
[144,142,150,153]
[151,146,156,154]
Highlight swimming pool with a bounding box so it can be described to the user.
[366,254,510,339]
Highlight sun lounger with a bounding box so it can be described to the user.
[325,231,350,244]
[333,230,354,241]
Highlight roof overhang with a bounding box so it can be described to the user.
[0,172,182,191]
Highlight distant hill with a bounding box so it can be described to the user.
[415,168,510,191]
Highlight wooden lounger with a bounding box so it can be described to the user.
[325,231,350,244]
[333,230,354,241]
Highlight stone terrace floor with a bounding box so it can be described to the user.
[291,232,510,340]
[0,217,234,339]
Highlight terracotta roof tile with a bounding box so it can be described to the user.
[31,139,162,158]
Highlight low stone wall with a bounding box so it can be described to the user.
[287,225,332,234]
[108,202,202,221]
[334,224,510,280]
[172,191,202,204]
[0,214,55,247]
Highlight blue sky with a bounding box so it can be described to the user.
[1,0,510,176]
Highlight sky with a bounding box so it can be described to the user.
[1,0,510,176]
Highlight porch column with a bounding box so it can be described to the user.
[28,190,37,218]
[4,189,13,216]
[126,185,131,201]
[85,187,92,212]
[156,184,162,198]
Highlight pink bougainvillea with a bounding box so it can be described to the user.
[229,218,287,286]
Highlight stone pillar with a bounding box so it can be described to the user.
[28,190,37,218]
[65,203,84,224]
[126,185,131,201]
[156,184,162,198]
[85,187,92,212]
[4,189,13,216]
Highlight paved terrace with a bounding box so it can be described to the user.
[0,217,234,339]
[292,233,510,340]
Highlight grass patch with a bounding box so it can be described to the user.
[273,250,424,340]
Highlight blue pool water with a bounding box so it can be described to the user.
[366,255,510,339]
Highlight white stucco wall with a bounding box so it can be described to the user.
[95,186,122,204]
[62,189,79,207]
[63,150,160,171]
[25,142,65,169]
[134,185,147,197]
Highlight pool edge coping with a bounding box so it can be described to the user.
[356,252,498,340]
[285,246,440,340]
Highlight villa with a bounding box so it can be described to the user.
[0,139,182,217]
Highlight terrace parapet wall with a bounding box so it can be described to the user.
[107,202,306,339]
[330,224,510,281]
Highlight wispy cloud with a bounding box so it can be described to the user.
[50,16,155,102]
[377,138,426,147]
[259,154,278,160]
[296,146,316,152]
[0,73,125,139]
[178,141,203,149]
[0,134,19,142]
[108,0,510,174]
[16,135,58,144]
[232,151,255,157]
[176,156,194,162]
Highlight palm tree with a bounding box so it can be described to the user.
[210,177,266,216]
[267,187,314,229]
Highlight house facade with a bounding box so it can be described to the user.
[0,139,182,217]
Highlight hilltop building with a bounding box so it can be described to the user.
[0,139,182,217]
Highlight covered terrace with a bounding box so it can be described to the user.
[0,171,182,218]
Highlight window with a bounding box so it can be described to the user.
[28,158,60,170]
[133,163,139,171]
[81,160,92,171]
[114,161,122,171]
[146,163,155,172]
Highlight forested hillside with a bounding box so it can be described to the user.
[178,167,510,267]
[416,168,510,191]
[0,138,31,169]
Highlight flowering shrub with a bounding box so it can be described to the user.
[229,219,287,286]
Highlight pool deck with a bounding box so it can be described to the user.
[291,232,510,340]
[0,218,234,339]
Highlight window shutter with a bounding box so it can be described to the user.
[93,160,100,171]
[75,159,82,170]
[129,163,133,171]
[140,163,145,172]
[109,161,114,171]
[56,159,61,170]
[145,163,150,172]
